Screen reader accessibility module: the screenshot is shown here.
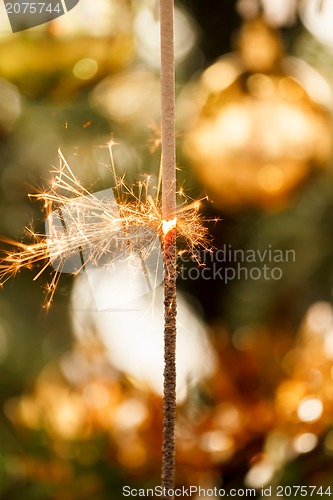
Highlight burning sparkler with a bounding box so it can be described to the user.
[0,145,211,309]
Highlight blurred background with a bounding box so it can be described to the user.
[2,0,333,498]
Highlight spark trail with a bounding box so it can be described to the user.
[0,147,211,308]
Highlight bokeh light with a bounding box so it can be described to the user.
[181,19,332,210]
[71,275,217,403]
[299,0,333,48]
[297,397,323,422]
[133,1,198,68]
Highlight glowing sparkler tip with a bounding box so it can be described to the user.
[162,218,177,236]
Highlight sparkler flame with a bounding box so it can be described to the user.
[0,146,211,308]
[162,218,177,236]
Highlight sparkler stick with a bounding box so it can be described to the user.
[160,0,177,495]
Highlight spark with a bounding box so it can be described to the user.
[0,146,212,307]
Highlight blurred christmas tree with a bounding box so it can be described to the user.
[1,0,333,498]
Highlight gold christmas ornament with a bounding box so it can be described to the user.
[182,19,332,210]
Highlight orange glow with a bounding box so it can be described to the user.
[162,218,177,236]
[182,19,332,210]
